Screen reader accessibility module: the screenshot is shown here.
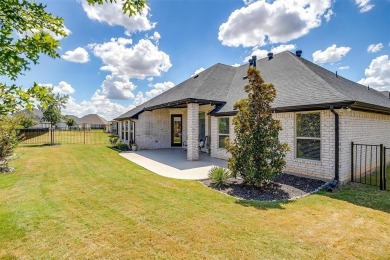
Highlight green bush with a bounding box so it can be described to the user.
[208,167,231,188]
[109,135,119,145]
[115,143,129,151]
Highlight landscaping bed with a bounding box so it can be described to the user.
[201,173,326,201]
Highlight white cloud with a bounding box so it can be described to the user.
[133,91,147,106]
[81,0,155,35]
[131,81,175,107]
[358,55,390,91]
[355,0,374,13]
[191,67,205,77]
[218,0,333,47]
[243,44,296,62]
[61,47,89,63]
[145,81,175,99]
[63,93,134,121]
[243,0,256,5]
[367,43,383,53]
[40,81,75,95]
[90,37,171,79]
[324,9,334,22]
[338,66,350,70]
[101,74,137,100]
[312,44,351,64]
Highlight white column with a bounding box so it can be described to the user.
[187,103,199,161]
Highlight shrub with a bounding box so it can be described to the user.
[0,116,20,172]
[115,143,129,151]
[109,135,119,145]
[208,167,231,188]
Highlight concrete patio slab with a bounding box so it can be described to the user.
[119,148,228,180]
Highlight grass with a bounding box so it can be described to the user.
[355,165,390,191]
[0,144,390,258]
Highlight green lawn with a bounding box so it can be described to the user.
[1,144,390,258]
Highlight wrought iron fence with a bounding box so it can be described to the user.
[351,142,389,190]
[18,128,111,145]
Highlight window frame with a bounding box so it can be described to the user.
[295,112,322,161]
[218,117,230,149]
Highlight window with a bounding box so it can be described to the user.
[296,113,321,160]
[125,121,129,141]
[121,122,125,140]
[130,121,135,144]
[218,117,229,149]
[199,112,206,141]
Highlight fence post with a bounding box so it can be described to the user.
[351,142,354,182]
[84,127,86,144]
[384,147,387,190]
[380,144,384,190]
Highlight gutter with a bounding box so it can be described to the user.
[326,106,340,192]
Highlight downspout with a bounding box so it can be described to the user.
[327,106,340,191]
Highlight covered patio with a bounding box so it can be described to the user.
[120,148,228,180]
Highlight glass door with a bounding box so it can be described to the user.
[171,115,182,147]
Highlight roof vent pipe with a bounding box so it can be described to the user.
[267,52,273,60]
[296,50,302,57]
[252,56,257,67]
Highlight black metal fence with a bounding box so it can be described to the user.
[18,128,111,145]
[351,142,389,190]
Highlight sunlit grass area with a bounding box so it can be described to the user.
[0,144,389,258]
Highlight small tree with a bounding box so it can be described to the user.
[66,118,76,128]
[17,113,38,129]
[0,116,20,172]
[227,66,289,186]
[39,92,68,145]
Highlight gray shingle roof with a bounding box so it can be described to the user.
[79,114,110,125]
[115,51,390,119]
[66,115,82,124]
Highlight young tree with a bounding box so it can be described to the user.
[0,116,20,172]
[39,93,68,145]
[227,66,289,186]
[66,118,76,128]
[17,113,38,129]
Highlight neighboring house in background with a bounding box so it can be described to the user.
[79,114,111,132]
[17,108,67,129]
[65,115,82,128]
[114,51,390,183]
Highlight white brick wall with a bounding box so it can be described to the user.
[339,110,390,182]
[210,110,390,182]
[128,105,213,150]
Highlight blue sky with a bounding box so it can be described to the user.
[8,0,390,120]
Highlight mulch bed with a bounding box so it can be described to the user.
[201,173,326,201]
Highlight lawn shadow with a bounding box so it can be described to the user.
[18,144,45,148]
[235,199,294,210]
[318,183,390,213]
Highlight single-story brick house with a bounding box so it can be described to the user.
[114,51,390,183]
